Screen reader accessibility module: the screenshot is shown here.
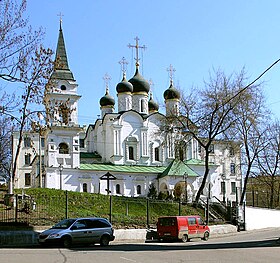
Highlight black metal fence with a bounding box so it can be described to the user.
[0,191,198,228]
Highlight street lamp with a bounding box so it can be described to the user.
[59,164,63,190]
[221,174,226,203]
[183,173,188,203]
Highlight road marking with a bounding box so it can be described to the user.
[120,257,137,262]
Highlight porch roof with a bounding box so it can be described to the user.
[158,159,199,179]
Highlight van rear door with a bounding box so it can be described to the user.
[157,217,178,239]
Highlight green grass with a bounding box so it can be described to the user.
[6,188,205,228]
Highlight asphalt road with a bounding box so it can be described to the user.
[1,227,279,263]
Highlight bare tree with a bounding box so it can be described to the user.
[0,0,54,193]
[0,117,12,180]
[164,69,262,205]
[256,121,280,208]
[231,83,269,205]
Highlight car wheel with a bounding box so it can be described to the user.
[181,234,189,243]
[202,231,209,241]
[62,236,72,248]
[100,235,110,246]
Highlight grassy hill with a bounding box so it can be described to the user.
[1,188,205,229]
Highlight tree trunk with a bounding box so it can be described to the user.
[194,152,210,205]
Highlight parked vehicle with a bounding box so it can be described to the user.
[157,215,210,242]
[38,217,115,247]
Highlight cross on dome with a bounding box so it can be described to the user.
[103,73,111,93]
[167,64,176,84]
[128,36,146,68]
[119,57,128,76]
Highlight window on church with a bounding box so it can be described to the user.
[179,148,184,161]
[59,143,69,154]
[79,139,85,148]
[128,146,134,160]
[230,163,236,174]
[140,99,145,113]
[41,137,45,148]
[61,85,66,90]
[137,185,141,195]
[25,173,31,186]
[25,153,31,166]
[82,183,88,193]
[24,137,31,147]
[229,147,235,156]
[155,147,160,161]
[59,104,70,125]
[231,182,236,194]
[116,184,121,194]
[209,144,214,153]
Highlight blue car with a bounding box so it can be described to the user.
[38,217,115,247]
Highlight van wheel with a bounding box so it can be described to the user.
[100,235,110,246]
[202,231,209,241]
[62,236,72,248]
[182,234,189,243]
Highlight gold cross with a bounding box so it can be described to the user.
[128,36,146,67]
[167,64,176,84]
[103,73,111,90]
[119,57,128,74]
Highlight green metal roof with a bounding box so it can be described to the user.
[158,159,199,179]
[184,159,216,166]
[80,163,166,174]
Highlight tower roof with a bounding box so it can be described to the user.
[148,92,159,112]
[116,74,133,93]
[164,82,180,100]
[129,68,150,93]
[51,21,75,81]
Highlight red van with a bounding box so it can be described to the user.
[157,215,210,242]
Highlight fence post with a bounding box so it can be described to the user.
[15,194,18,223]
[178,200,181,216]
[146,198,150,229]
[109,195,113,223]
[65,191,68,219]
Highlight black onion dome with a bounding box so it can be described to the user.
[148,95,159,112]
[100,89,115,107]
[116,75,133,93]
[164,82,180,100]
[128,68,150,93]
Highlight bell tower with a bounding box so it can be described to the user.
[44,18,82,179]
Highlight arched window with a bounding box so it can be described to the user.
[59,103,70,125]
[128,146,134,160]
[155,147,160,161]
[116,184,121,194]
[82,183,88,193]
[140,99,145,112]
[59,143,69,154]
[137,185,141,195]
[60,85,66,90]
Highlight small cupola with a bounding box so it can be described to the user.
[163,82,180,100]
[116,73,133,94]
[164,65,180,116]
[100,73,115,117]
[100,88,115,107]
[148,92,159,113]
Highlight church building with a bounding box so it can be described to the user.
[12,22,242,204]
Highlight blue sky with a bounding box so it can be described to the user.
[27,0,280,125]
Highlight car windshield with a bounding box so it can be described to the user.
[52,219,76,229]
